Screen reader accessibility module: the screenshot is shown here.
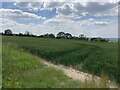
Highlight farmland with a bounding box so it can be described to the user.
[2,36,119,84]
[3,39,109,88]
[3,45,85,88]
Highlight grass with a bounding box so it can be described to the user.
[2,45,110,88]
[2,36,119,84]
[2,45,81,88]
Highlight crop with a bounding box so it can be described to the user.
[2,36,119,83]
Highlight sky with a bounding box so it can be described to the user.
[0,0,119,38]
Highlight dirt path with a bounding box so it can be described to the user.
[41,60,118,88]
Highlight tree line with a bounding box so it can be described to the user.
[1,29,109,42]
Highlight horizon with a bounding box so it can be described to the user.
[2,29,119,40]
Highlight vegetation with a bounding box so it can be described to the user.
[2,29,109,42]
[2,45,80,88]
[4,29,13,35]
[2,45,110,88]
[43,33,55,38]
[90,37,109,42]
[2,36,119,84]
[56,32,72,39]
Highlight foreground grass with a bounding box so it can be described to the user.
[3,45,105,88]
[3,45,112,88]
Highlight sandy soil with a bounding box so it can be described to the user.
[41,60,118,88]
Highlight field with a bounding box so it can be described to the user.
[2,36,119,84]
[3,45,85,88]
[2,41,109,88]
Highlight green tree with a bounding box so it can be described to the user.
[79,34,84,38]
[65,33,72,39]
[43,33,55,38]
[4,29,12,35]
[57,32,65,39]
[79,34,87,40]
[49,33,55,38]
[25,31,31,36]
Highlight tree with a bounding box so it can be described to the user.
[79,34,84,38]
[49,33,55,38]
[65,33,72,39]
[24,31,34,37]
[39,35,44,38]
[43,33,55,38]
[25,31,31,36]
[72,36,79,39]
[56,32,72,39]
[79,34,85,39]
[43,33,49,38]
[79,34,88,40]
[56,32,65,39]
[90,37,108,42]
[18,33,24,36]
[4,29,12,35]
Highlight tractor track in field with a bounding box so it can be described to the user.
[41,60,119,88]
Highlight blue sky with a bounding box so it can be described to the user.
[0,1,119,38]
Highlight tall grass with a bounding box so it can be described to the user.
[2,36,119,83]
[2,45,110,88]
[2,45,80,88]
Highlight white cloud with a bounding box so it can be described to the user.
[56,2,118,17]
[1,16,117,38]
[44,17,76,28]
[13,2,118,16]
[1,18,39,34]
[14,2,44,11]
[94,21,109,25]
[56,3,76,15]
[88,18,94,21]
[43,2,63,10]
[42,15,115,37]
[0,8,46,21]
[14,2,64,11]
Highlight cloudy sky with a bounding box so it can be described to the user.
[0,0,119,38]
